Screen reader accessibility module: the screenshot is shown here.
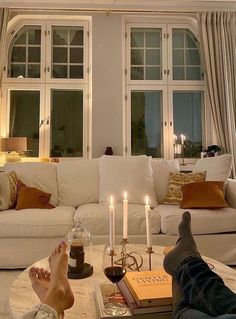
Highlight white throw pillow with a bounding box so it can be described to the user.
[57,159,99,207]
[193,154,232,182]
[99,155,157,207]
[151,159,180,203]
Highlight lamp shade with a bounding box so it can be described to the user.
[1,137,28,152]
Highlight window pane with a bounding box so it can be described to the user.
[70,29,83,45]
[186,49,200,65]
[131,91,162,157]
[173,91,202,158]
[53,48,67,63]
[51,90,83,157]
[131,49,144,65]
[172,29,202,80]
[15,33,26,45]
[28,64,40,78]
[11,47,26,62]
[131,67,144,80]
[9,90,39,157]
[146,67,161,80]
[146,31,160,48]
[53,65,67,78]
[173,67,184,80]
[70,65,83,78]
[173,49,184,65]
[146,49,160,65]
[8,26,41,78]
[28,29,41,45]
[52,26,84,79]
[28,47,40,62]
[53,29,68,45]
[131,28,162,80]
[70,47,83,63]
[131,31,144,47]
[186,67,201,80]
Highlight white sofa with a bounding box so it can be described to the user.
[1,155,236,268]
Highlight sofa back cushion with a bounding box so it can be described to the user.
[193,154,232,182]
[99,155,157,207]
[57,159,99,207]
[151,159,179,203]
[4,162,58,206]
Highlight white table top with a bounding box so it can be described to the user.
[9,244,236,319]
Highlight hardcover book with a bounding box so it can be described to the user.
[124,268,172,307]
[118,279,173,315]
[94,282,172,319]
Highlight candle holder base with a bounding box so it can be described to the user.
[146,247,154,271]
[67,263,93,279]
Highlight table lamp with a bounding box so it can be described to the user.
[0,137,28,162]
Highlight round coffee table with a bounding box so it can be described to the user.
[9,244,236,319]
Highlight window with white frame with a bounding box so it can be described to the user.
[125,20,205,160]
[2,17,90,159]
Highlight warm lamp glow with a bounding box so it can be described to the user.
[1,137,28,152]
[1,137,28,162]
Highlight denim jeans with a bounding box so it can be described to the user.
[173,256,236,319]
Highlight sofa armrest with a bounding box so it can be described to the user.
[226,178,236,208]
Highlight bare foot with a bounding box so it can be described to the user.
[29,267,50,302]
[44,241,74,315]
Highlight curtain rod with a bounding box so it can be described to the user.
[9,7,196,15]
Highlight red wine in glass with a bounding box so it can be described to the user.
[102,245,127,316]
[104,266,126,283]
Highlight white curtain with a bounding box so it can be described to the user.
[197,12,236,177]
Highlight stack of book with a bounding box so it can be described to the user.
[95,268,173,319]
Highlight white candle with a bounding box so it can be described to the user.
[173,134,177,145]
[109,196,115,250]
[123,191,128,240]
[145,196,152,248]
[180,134,186,145]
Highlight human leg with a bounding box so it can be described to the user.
[164,212,236,317]
[22,241,74,319]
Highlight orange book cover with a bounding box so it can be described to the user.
[124,268,172,308]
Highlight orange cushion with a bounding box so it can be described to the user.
[180,181,228,209]
[16,186,55,210]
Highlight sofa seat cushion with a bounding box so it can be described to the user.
[157,204,236,235]
[0,206,75,238]
[75,203,161,236]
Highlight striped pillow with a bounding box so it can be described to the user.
[164,171,206,205]
[0,171,18,210]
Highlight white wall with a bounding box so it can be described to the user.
[91,13,123,157]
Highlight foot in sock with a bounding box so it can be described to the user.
[163,211,200,276]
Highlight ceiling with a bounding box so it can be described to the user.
[0,0,235,11]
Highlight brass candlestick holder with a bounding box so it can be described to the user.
[146,246,154,271]
[113,239,143,271]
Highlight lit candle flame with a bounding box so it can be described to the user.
[145,196,149,206]
[110,195,113,206]
[124,191,127,200]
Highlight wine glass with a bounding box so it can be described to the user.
[102,244,127,316]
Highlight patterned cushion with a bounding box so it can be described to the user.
[0,171,18,210]
[164,171,206,204]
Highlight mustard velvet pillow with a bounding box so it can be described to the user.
[165,172,206,204]
[180,181,228,209]
[16,186,55,210]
